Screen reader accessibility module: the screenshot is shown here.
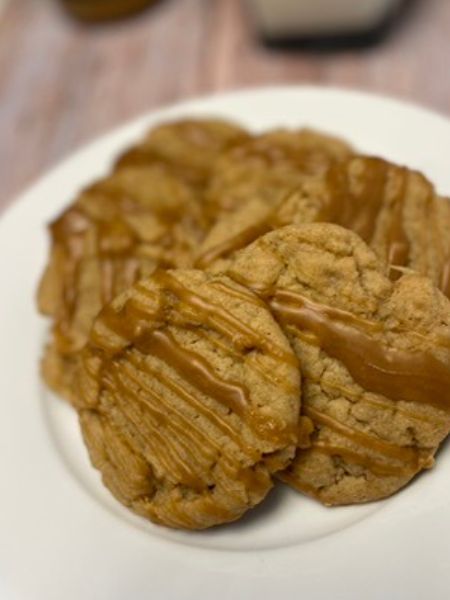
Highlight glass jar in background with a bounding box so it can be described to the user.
[60,0,158,22]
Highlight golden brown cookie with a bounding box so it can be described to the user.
[115,118,250,186]
[198,156,450,299]
[226,223,450,505]
[205,128,352,218]
[76,269,300,529]
[38,164,206,401]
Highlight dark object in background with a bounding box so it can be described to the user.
[247,0,417,51]
[263,13,401,51]
[60,0,157,22]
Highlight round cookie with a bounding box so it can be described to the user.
[115,118,250,186]
[38,164,206,401]
[205,128,352,218]
[76,269,300,529]
[226,223,450,505]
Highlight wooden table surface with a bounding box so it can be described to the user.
[1,0,450,210]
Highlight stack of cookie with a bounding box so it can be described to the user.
[38,119,450,529]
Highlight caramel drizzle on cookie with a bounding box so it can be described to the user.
[125,348,261,462]
[320,157,389,242]
[304,407,421,464]
[278,449,407,502]
[137,329,250,417]
[106,367,208,491]
[196,159,416,288]
[88,326,276,503]
[311,442,409,477]
[107,354,271,494]
[320,159,412,280]
[50,210,148,354]
[48,173,205,353]
[92,271,297,447]
[269,289,450,413]
[152,271,298,368]
[200,159,450,302]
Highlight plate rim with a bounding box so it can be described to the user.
[4,83,450,219]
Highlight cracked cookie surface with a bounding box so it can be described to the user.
[198,157,450,300]
[226,223,450,505]
[76,269,300,528]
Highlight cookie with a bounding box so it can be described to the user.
[226,223,450,505]
[115,118,249,186]
[38,164,206,400]
[205,128,352,218]
[76,269,300,528]
[198,156,450,299]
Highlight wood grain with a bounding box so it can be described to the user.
[1,0,450,210]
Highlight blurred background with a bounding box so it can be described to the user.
[1,0,449,210]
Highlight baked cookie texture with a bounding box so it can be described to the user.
[226,223,450,505]
[205,128,353,218]
[77,269,300,529]
[115,118,250,186]
[38,164,206,400]
[38,117,450,522]
[38,118,250,401]
[198,156,450,298]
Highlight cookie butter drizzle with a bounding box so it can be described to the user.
[311,443,406,477]
[48,174,205,354]
[106,357,269,498]
[92,271,297,477]
[151,270,298,368]
[320,157,389,242]
[196,159,417,289]
[319,160,410,279]
[269,289,450,413]
[124,348,261,464]
[304,407,418,464]
[50,208,147,354]
[85,285,299,524]
[226,280,450,488]
[137,329,250,417]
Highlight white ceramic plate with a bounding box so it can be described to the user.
[1,87,450,600]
